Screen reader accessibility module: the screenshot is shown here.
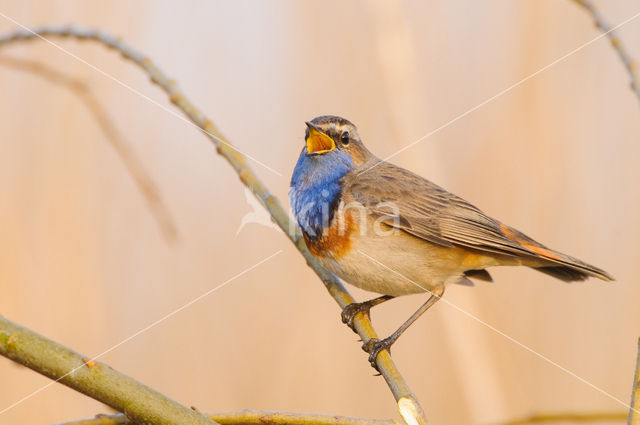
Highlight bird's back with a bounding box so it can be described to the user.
[339,159,612,284]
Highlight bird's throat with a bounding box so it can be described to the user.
[289,152,354,239]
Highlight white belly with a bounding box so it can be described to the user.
[317,228,471,296]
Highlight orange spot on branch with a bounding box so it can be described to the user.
[82,357,97,368]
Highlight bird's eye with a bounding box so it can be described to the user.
[340,131,350,145]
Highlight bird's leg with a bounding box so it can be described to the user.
[363,286,445,370]
[341,295,394,332]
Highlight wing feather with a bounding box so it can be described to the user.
[347,162,532,256]
[345,160,613,282]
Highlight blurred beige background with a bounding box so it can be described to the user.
[0,1,638,424]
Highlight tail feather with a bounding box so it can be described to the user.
[529,255,614,282]
[534,251,615,282]
[499,223,614,282]
[524,242,614,282]
[464,269,493,282]
[533,265,591,282]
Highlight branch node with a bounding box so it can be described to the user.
[82,357,97,368]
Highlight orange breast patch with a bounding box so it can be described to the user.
[304,211,358,259]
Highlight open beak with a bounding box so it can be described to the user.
[305,122,336,155]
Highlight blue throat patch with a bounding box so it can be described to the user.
[289,149,355,239]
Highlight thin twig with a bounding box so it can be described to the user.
[495,411,626,425]
[0,25,427,425]
[628,338,640,425]
[53,409,400,425]
[571,0,640,105]
[0,54,178,242]
[0,316,218,425]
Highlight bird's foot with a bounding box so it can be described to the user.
[341,295,393,332]
[362,337,394,372]
[341,302,372,331]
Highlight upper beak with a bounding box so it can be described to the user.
[305,122,336,155]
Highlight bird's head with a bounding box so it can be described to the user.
[302,115,371,166]
[290,116,372,236]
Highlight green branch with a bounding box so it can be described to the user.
[53,410,400,425]
[496,411,626,425]
[0,316,218,425]
[628,338,640,425]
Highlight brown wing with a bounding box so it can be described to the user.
[346,161,613,281]
[347,161,531,256]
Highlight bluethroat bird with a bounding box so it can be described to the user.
[289,115,612,368]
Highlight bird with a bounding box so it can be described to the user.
[289,115,613,368]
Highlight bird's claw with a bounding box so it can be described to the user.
[341,302,371,331]
[362,337,393,372]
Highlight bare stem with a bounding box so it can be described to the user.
[53,410,400,425]
[628,338,640,425]
[0,54,178,242]
[571,0,640,105]
[0,316,218,425]
[496,411,626,425]
[0,25,427,425]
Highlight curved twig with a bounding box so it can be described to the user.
[0,316,218,425]
[0,54,178,242]
[571,0,640,105]
[628,339,640,425]
[495,411,626,424]
[53,409,400,425]
[0,25,427,425]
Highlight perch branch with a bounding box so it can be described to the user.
[496,411,626,425]
[0,316,218,425]
[54,410,400,425]
[0,25,427,425]
[0,54,178,242]
[571,0,640,105]
[628,338,640,425]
